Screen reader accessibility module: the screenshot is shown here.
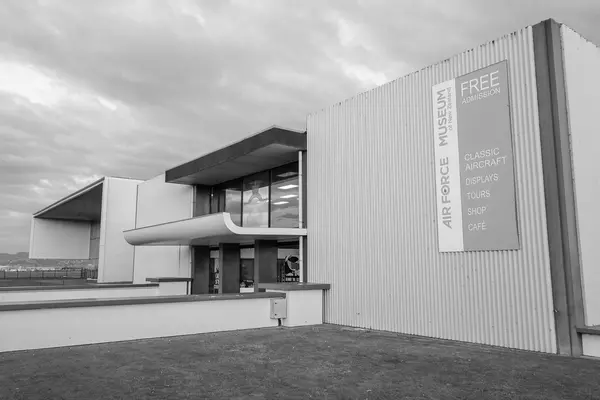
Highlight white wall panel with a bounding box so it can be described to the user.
[582,335,600,358]
[132,174,193,284]
[307,26,556,352]
[97,178,141,283]
[561,26,600,326]
[28,218,91,259]
[89,221,101,267]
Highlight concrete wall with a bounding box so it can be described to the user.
[0,297,280,353]
[266,288,324,327]
[132,174,194,284]
[561,26,600,326]
[97,177,142,283]
[155,281,190,296]
[307,26,557,352]
[89,221,101,267]
[582,335,600,358]
[28,218,91,259]
[0,286,159,303]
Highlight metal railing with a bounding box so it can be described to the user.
[0,268,98,280]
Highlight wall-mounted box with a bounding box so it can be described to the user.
[270,298,287,319]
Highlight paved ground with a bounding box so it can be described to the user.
[1,325,599,399]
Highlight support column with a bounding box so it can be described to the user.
[219,243,240,294]
[191,246,210,294]
[301,236,308,283]
[301,150,308,282]
[254,240,278,292]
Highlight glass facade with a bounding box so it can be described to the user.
[242,171,270,228]
[209,258,219,294]
[240,258,254,289]
[212,180,242,226]
[270,163,300,228]
[207,161,300,228]
[206,240,300,293]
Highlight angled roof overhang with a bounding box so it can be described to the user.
[33,178,105,221]
[123,213,306,246]
[165,126,306,186]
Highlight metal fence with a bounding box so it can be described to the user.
[0,268,98,280]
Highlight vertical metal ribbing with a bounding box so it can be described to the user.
[306,26,556,353]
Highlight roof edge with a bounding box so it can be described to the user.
[165,125,306,184]
[33,177,105,218]
[165,125,306,173]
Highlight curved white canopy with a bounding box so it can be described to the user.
[124,212,306,246]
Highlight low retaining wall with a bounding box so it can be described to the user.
[0,293,284,353]
[260,283,330,327]
[577,327,600,358]
[146,277,191,296]
[0,284,159,303]
[582,335,600,358]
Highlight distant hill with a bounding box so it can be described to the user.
[0,252,96,269]
[0,252,28,263]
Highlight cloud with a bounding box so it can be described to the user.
[0,0,599,252]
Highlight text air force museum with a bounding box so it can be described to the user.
[24,20,600,358]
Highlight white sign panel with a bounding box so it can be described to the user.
[432,78,464,251]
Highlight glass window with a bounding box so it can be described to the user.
[209,258,219,294]
[242,171,270,227]
[270,162,299,228]
[213,180,242,225]
[277,241,300,282]
[210,187,225,214]
[240,259,254,288]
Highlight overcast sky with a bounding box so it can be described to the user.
[1,0,599,253]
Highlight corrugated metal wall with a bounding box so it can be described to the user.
[307,26,557,353]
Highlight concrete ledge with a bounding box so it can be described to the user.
[577,326,600,335]
[146,277,193,283]
[0,292,285,312]
[259,282,331,291]
[0,283,158,292]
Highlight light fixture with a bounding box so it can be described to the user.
[278,184,298,190]
[272,201,289,205]
[280,194,297,199]
[277,172,297,178]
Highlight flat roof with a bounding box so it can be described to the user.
[33,176,141,221]
[165,126,306,186]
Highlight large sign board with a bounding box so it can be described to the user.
[432,60,519,252]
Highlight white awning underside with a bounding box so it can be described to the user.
[123,212,306,246]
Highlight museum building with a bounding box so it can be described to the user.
[27,19,600,358]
